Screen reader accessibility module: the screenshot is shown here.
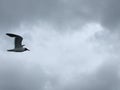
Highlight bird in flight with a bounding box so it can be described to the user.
[6,33,30,52]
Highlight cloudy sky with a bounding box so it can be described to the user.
[0,0,120,90]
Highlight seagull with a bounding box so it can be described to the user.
[6,33,30,52]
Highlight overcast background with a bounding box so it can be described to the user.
[0,0,120,90]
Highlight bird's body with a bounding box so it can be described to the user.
[7,48,26,52]
[6,33,29,52]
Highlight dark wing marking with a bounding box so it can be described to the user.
[6,33,23,48]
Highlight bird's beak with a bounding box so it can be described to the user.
[27,49,30,51]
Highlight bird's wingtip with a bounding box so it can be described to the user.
[6,33,8,35]
[6,33,16,37]
[6,33,11,36]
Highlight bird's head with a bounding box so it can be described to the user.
[25,48,30,51]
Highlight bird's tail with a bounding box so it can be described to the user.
[7,49,14,52]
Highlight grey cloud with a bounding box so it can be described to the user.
[0,0,105,30]
[0,0,62,29]
[100,0,120,30]
[1,0,120,90]
[62,60,120,90]
[0,0,120,30]
[0,59,48,90]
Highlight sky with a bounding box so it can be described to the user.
[0,0,120,90]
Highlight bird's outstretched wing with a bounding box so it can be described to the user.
[6,33,23,48]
